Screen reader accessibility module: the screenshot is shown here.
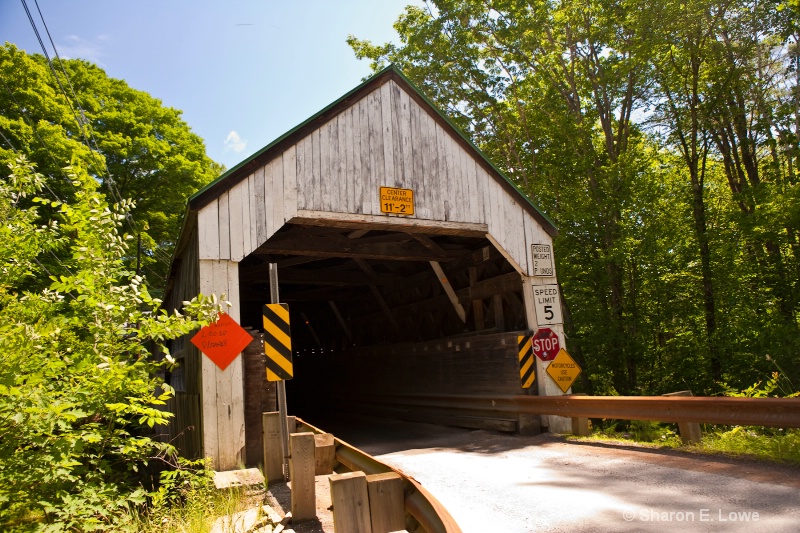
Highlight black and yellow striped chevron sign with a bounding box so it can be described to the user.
[263,303,293,381]
[518,335,535,389]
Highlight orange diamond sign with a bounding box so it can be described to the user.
[545,348,582,393]
[191,313,253,371]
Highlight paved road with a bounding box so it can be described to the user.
[313,414,800,533]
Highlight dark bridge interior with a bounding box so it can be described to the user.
[234,222,529,429]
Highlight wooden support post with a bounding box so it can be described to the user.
[330,471,372,533]
[663,391,703,443]
[493,293,505,331]
[569,394,591,437]
[469,267,485,330]
[263,413,296,484]
[429,261,466,322]
[289,432,316,522]
[366,472,405,533]
[314,433,336,475]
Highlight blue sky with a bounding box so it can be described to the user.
[0,0,422,169]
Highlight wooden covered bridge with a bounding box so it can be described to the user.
[164,65,570,471]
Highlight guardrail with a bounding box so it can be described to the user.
[295,417,461,533]
[343,393,800,428]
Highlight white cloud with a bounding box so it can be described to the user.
[58,34,107,66]
[224,130,247,153]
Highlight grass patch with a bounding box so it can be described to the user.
[133,483,257,533]
[568,420,800,465]
[690,426,800,465]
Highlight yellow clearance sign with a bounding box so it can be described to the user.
[380,186,414,216]
[545,349,581,393]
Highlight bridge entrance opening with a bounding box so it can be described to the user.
[235,221,530,441]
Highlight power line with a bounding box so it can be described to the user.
[18,0,178,277]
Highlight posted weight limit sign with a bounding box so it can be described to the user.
[533,284,562,326]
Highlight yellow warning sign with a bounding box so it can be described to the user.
[380,186,414,216]
[545,348,581,393]
[517,335,535,389]
[262,303,293,381]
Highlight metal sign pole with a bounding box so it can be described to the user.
[269,263,291,482]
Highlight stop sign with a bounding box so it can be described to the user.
[532,328,560,361]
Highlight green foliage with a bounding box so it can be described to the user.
[697,427,800,464]
[349,0,800,396]
[0,157,220,531]
[0,44,223,292]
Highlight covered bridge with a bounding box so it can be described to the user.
[164,65,569,471]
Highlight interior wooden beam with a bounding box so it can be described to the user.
[354,258,401,331]
[328,301,353,342]
[469,266,485,330]
[429,261,466,323]
[253,236,460,262]
[411,233,447,256]
[347,229,370,239]
[468,271,521,301]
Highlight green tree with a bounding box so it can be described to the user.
[349,0,658,393]
[0,156,219,531]
[0,44,223,291]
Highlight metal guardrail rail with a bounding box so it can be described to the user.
[295,417,462,533]
[357,393,800,428]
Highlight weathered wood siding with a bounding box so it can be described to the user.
[164,226,203,459]
[197,258,245,469]
[196,80,553,276]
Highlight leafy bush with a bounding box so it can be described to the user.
[0,157,219,531]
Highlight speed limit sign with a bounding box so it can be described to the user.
[533,284,563,326]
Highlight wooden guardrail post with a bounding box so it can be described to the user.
[330,471,372,533]
[367,472,405,533]
[569,393,591,437]
[263,412,296,483]
[314,432,336,475]
[662,391,703,443]
[289,431,316,522]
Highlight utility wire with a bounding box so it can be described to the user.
[20,0,179,278]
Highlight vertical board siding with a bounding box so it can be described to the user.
[367,88,383,215]
[352,103,364,214]
[268,156,284,238]
[311,128,322,211]
[264,159,276,240]
[199,259,245,471]
[198,199,220,260]
[228,180,245,261]
[283,145,298,222]
[380,82,395,189]
[239,175,252,258]
[218,192,230,260]
[409,95,427,220]
[337,110,349,211]
[320,120,332,212]
[254,168,267,246]
[296,137,310,211]
[247,174,258,256]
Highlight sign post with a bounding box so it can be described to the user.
[269,263,291,481]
